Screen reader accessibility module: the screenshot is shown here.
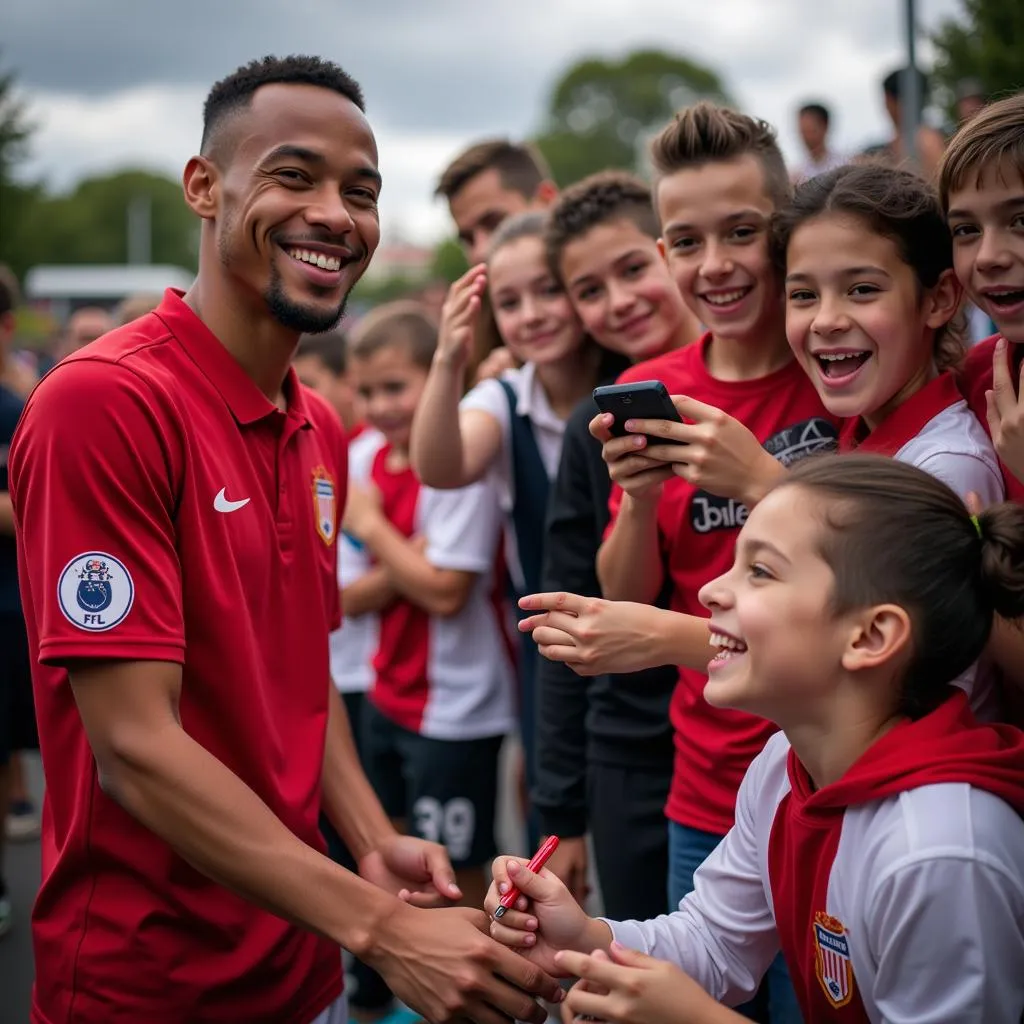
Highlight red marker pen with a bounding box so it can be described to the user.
[493,835,560,919]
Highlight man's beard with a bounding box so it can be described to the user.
[264,262,348,334]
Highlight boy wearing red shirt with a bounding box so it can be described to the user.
[595,103,838,1023]
[941,92,1024,707]
[941,91,1024,502]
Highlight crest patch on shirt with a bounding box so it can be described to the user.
[311,465,337,546]
[58,552,134,632]
[813,910,855,1008]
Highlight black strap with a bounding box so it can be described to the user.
[497,378,550,596]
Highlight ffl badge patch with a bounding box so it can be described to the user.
[311,465,337,545]
[58,552,135,632]
[813,911,855,1009]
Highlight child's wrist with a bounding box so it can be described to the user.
[433,347,466,373]
[579,916,614,953]
[743,456,786,508]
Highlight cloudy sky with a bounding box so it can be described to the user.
[7,0,964,246]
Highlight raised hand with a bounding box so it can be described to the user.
[437,265,488,372]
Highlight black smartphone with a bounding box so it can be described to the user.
[592,380,687,445]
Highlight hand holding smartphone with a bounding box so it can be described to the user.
[592,381,688,446]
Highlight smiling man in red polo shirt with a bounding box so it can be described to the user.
[10,55,559,1024]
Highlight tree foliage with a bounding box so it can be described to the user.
[0,59,41,279]
[430,237,469,283]
[931,0,1024,120]
[532,49,731,186]
[17,169,199,274]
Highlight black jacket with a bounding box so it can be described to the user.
[532,393,676,838]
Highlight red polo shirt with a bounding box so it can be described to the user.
[958,334,1024,502]
[11,290,346,1024]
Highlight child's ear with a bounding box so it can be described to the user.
[657,237,667,264]
[925,268,963,330]
[841,603,912,674]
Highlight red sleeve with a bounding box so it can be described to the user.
[959,335,998,425]
[10,359,186,665]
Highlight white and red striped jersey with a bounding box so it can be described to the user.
[349,433,515,740]
[330,429,384,695]
[608,694,1024,1023]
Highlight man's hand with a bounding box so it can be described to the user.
[986,338,1024,486]
[545,835,591,905]
[359,832,462,909]
[518,592,676,676]
[627,397,785,508]
[367,901,565,1024]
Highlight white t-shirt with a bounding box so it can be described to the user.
[791,150,848,184]
[609,729,1024,1023]
[346,431,516,740]
[330,429,384,695]
[460,362,568,590]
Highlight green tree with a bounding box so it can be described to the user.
[931,0,1024,120]
[0,59,42,280]
[430,237,469,283]
[17,168,198,273]
[533,49,731,186]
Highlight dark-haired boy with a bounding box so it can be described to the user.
[941,91,1024,704]
[791,102,845,183]
[436,139,561,384]
[942,91,1024,503]
[436,139,557,265]
[11,55,560,1024]
[532,171,699,921]
[294,328,362,437]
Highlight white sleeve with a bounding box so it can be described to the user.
[420,481,502,574]
[458,376,513,509]
[606,744,782,1007]
[867,856,1024,1023]
[339,431,382,587]
[915,451,1005,507]
[460,377,511,437]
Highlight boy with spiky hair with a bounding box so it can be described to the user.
[593,103,839,1022]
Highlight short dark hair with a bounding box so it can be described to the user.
[799,103,830,127]
[773,163,964,371]
[545,171,658,278]
[0,264,20,318]
[939,91,1024,211]
[650,101,791,210]
[782,454,1024,718]
[201,55,364,154]
[296,328,348,376]
[348,301,437,370]
[882,66,929,103]
[435,139,551,202]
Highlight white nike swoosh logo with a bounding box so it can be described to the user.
[213,488,251,513]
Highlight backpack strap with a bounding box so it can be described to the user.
[497,378,550,596]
